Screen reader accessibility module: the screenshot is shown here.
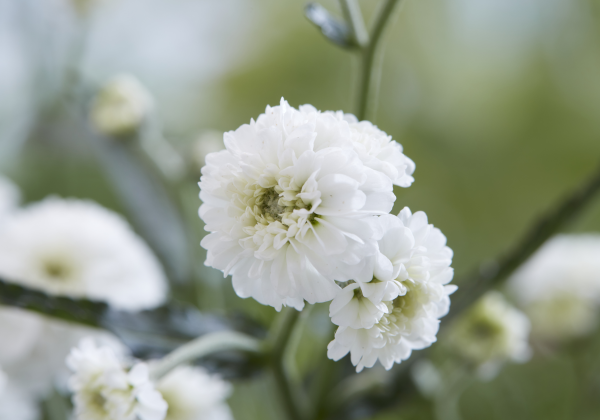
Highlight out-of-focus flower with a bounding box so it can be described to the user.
[90,74,153,137]
[0,197,167,309]
[199,98,400,311]
[67,339,167,420]
[0,367,39,420]
[191,130,225,171]
[327,208,455,372]
[448,292,531,379]
[508,234,600,342]
[155,366,233,420]
[0,175,20,220]
[0,197,167,395]
[326,112,415,187]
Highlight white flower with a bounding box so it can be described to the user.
[199,99,398,311]
[448,292,531,379]
[0,175,20,220]
[91,74,153,137]
[67,339,167,420]
[325,111,415,187]
[327,208,456,372]
[156,366,233,420]
[0,367,39,420]
[0,197,167,310]
[508,234,600,341]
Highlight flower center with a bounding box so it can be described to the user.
[42,258,74,281]
[259,188,288,221]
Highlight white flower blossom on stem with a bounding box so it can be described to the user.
[155,366,233,420]
[0,197,167,395]
[325,111,415,187]
[199,98,400,311]
[0,175,20,220]
[508,234,600,342]
[328,208,456,372]
[91,74,153,137]
[448,292,531,379]
[0,367,39,420]
[0,197,167,310]
[67,339,167,420]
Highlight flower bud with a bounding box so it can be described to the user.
[90,74,153,138]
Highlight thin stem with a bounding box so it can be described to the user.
[149,331,262,381]
[339,0,369,48]
[268,308,304,420]
[356,0,403,120]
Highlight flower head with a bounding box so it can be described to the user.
[508,234,600,342]
[0,197,167,310]
[448,292,531,379]
[327,208,455,372]
[67,339,167,420]
[91,74,153,137]
[156,366,233,420]
[199,99,401,310]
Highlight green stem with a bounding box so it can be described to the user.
[149,331,262,381]
[339,0,369,48]
[268,308,304,420]
[356,0,403,121]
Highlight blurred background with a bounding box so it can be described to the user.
[2,0,600,419]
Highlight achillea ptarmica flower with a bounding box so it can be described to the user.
[327,208,456,372]
[155,366,233,420]
[199,99,408,310]
[91,74,153,137]
[508,234,600,342]
[0,197,167,310]
[448,292,531,379]
[0,175,19,220]
[0,367,39,420]
[67,339,167,420]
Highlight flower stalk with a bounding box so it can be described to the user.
[149,330,262,381]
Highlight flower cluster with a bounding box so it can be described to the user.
[199,99,454,371]
[508,234,600,342]
[448,292,531,379]
[66,340,234,420]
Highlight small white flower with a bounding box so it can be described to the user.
[0,367,39,420]
[328,208,456,372]
[91,74,153,137]
[156,366,233,420]
[0,175,20,220]
[0,197,167,310]
[67,339,167,420]
[199,98,398,311]
[448,292,531,379]
[325,111,415,187]
[508,234,600,341]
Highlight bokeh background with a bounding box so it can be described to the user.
[2,0,600,419]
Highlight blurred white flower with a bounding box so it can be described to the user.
[0,197,167,310]
[326,112,415,187]
[508,234,600,342]
[199,99,397,311]
[327,208,456,372]
[0,367,39,420]
[91,74,153,137]
[448,291,531,379]
[156,366,233,420]
[191,130,225,171]
[67,339,167,420]
[0,175,20,220]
